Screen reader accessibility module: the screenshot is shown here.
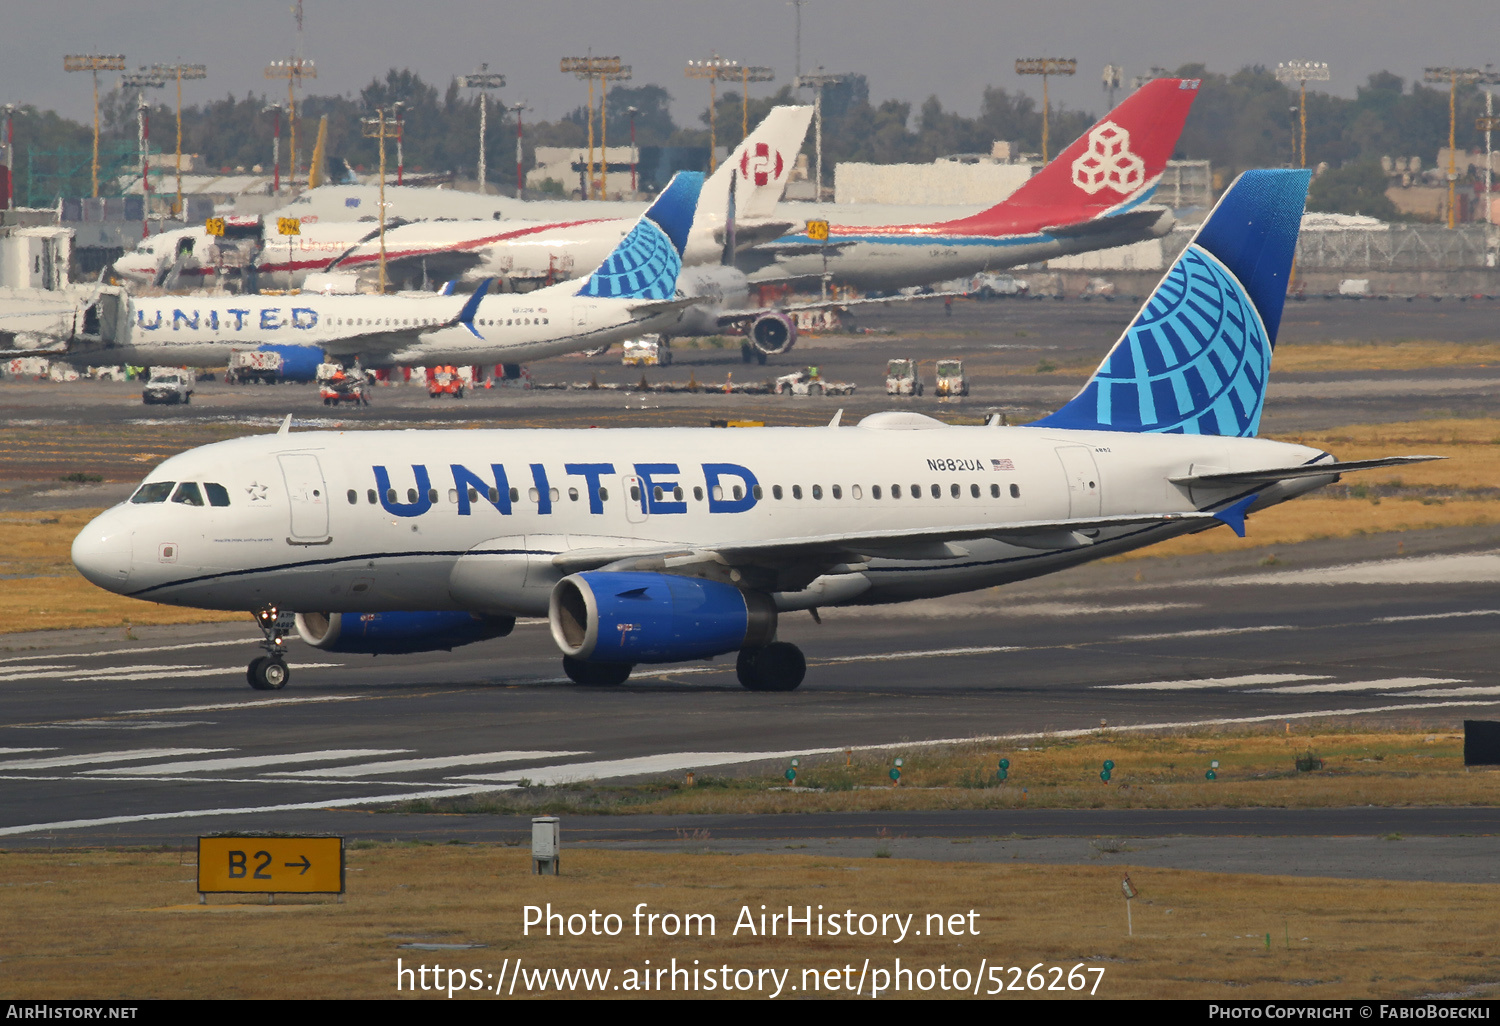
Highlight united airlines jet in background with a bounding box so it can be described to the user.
[71,169,1438,692]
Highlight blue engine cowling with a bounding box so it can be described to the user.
[257,343,324,382]
[549,572,777,664]
[294,610,514,655]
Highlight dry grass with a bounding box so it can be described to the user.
[0,509,242,633]
[400,730,1500,818]
[1,846,1496,1000]
[1271,340,1500,374]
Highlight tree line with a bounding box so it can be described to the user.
[6,62,1494,216]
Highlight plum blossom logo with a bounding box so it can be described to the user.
[1071,121,1146,195]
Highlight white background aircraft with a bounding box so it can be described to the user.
[112,108,813,293]
[71,169,1438,692]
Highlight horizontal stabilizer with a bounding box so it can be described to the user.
[1043,206,1172,239]
[1171,455,1445,486]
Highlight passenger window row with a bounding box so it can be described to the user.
[343,480,1022,507]
[770,482,1021,501]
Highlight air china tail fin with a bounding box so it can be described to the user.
[1034,168,1311,437]
[692,105,814,241]
[575,171,704,300]
[944,78,1200,235]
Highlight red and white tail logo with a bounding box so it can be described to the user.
[1071,122,1146,195]
[740,143,785,187]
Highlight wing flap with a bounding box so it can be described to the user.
[1170,455,1444,486]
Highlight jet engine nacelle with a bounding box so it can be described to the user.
[549,571,776,664]
[749,311,797,356]
[294,610,515,655]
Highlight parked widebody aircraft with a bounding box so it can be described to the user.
[111,107,814,293]
[49,173,707,371]
[72,169,1439,692]
[744,78,1201,291]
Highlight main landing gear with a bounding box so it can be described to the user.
[248,606,296,690]
[562,656,632,687]
[736,642,806,692]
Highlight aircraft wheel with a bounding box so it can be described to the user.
[248,656,290,691]
[756,350,768,365]
[562,656,632,687]
[741,342,754,364]
[737,643,805,692]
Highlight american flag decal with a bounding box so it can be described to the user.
[991,458,1015,471]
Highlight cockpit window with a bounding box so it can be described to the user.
[204,483,231,507]
[130,481,174,504]
[171,482,204,506]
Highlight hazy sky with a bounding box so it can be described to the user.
[8,0,1498,127]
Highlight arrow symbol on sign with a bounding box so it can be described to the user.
[285,855,311,875]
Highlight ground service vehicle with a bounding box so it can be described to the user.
[141,368,192,405]
[622,336,672,366]
[934,359,969,397]
[886,359,922,396]
[428,366,466,399]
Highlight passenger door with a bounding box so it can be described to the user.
[1054,446,1102,518]
[278,453,331,545]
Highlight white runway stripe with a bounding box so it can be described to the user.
[1101,674,1326,691]
[81,749,411,776]
[0,747,229,770]
[0,747,55,755]
[455,749,846,786]
[1375,610,1500,623]
[75,668,247,682]
[0,665,77,680]
[1260,677,1464,694]
[270,750,592,778]
[1384,685,1500,697]
[1118,625,1298,641]
[824,645,1023,664]
[116,695,366,715]
[70,664,213,677]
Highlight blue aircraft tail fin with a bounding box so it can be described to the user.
[575,171,704,300]
[1033,168,1310,438]
[455,278,493,337]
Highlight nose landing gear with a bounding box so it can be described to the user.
[248,606,296,690]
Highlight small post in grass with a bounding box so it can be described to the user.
[785,758,799,786]
[890,757,904,786]
[1122,874,1138,936]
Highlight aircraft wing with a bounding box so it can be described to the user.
[324,280,495,357]
[1041,206,1172,239]
[1170,456,1445,487]
[552,509,1222,576]
[711,290,965,328]
[625,297,705,317]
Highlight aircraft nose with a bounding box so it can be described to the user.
[71,514,132,593]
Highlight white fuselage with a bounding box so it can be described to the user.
[72,422,1331,619]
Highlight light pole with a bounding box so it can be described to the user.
[147,63,206,218]
[1275,61,1329,168]
[394,101,405,186]
[262,104,283,194]
[1015,58,1076,162]
[797,68,843,204]
[1102,64,1123,109]
[626,105,639,193]
[1,103,15,212]
[561,56,622,199]
[63,54,126,199]
[361,108,399,292]
[738,66,775,141]
[122,70,166,238]
[459,64,505,193]
[1425,67,1482,228]
[506,101,529,199]
[686,55,739,171]
[600,65,632,199]
[1475,68,1500,225]
[788,0,808,82]
[264,57,316,188]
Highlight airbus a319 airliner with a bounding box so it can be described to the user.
[72,169,1438,692]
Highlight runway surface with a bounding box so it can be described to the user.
[3,532,1499,856]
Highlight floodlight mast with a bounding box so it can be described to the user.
[1015,57,1076,162]
[458,65,506,193]
[1474,68,1500,225]
[1425,66,1482,228]
[626,105,639,192]
[1102,64,1123,109]
[264,58,316,189]
[561,56,622,200]
[1275,61,1329,168]
[686,56,739,172]
[797,68,843,204]
[122,70,167,238]
[262,104,283,194]
[148,63,206,217]
[63,54,127,199]
[361,108,400,292]
[600,65,632,199]
[1,104,15,212]
[506,102,530,199]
